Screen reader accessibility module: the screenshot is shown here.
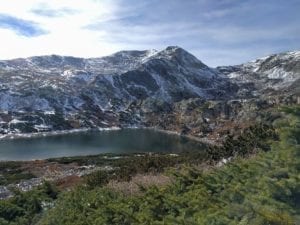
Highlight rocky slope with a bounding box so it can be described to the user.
[217,51,300,98]
[0,47,299,140]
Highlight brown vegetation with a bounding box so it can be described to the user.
[107,173,172,195]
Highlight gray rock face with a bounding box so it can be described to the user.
[0,47,299,136]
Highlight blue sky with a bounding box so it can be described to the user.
[0,0,299,66]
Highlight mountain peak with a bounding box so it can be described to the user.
[155,46,207,69]
[163,46,188,55]
[165,45,182,51]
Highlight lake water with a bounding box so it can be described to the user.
[0,129,206,161]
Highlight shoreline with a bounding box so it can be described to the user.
[0,126,121,141]
[0,126,214,144]
[147,127,218,146]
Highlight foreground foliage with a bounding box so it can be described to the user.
[0,106,298,224]
[0,182,58,225]
[36,106,300,225]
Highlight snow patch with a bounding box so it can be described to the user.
[44,110,55,115]
[9,119,26,124]
[266,68,294,80]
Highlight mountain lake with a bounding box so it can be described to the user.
[0,129,206,161]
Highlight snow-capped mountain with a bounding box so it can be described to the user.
[0,47,298,136]
[217,51,300,97]
[0,46,235,112]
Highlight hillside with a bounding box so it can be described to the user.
[0,47,299,143]
[0,106,298,225]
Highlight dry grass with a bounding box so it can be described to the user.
[107,173,172,195]
[55,175,82,190]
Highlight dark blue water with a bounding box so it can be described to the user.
[0,129,205,161]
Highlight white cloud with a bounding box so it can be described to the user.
[0,0,124,59]
[0,0,299,67]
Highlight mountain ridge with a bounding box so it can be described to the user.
[0,46,299,140]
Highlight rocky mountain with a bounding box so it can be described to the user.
[0,46,299,140]
[217,51,300,98]
[0,46,236,111]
